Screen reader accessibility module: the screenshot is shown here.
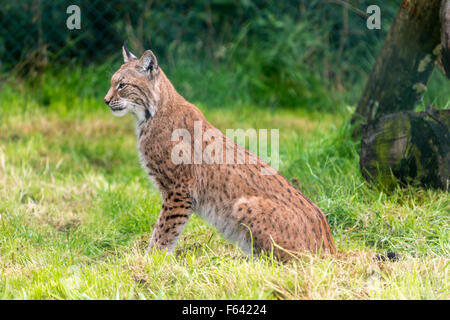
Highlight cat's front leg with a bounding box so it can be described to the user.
[148,195,193,254]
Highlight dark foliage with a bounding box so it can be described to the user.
[1,0,401,107]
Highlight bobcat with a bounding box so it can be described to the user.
[104,43,336,261]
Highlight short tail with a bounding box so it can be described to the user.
[374,252,399,262]
[334,250,400,262]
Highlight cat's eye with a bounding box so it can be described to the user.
[118,83,126,89]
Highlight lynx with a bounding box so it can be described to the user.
[104,43,335,261]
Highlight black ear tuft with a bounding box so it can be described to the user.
[122,40,138,63]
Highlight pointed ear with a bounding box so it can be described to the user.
[137,50,159,74]
[122,41,137,63]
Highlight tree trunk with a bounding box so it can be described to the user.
[352,0,442,127]
[441,0,450,78]
[360,105,450,190]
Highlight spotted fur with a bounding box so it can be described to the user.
[104,44,336,261]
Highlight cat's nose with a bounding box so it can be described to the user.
[104,89,114,105]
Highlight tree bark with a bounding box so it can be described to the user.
[360,105,449,190]
[441,0,450,78]
[352,0,442,127]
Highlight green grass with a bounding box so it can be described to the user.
[0,63,448,300]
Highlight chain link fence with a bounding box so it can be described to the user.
[0,0,176,73]
[0,0,398,99]
[0,0,309,70]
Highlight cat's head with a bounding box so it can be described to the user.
[104,42,161,121]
